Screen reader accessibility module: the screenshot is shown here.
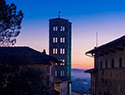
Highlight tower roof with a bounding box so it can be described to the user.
[49,18,71,23]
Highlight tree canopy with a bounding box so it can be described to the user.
[0,0,23,46]
[0,54,51,95]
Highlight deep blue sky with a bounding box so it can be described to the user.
[6,0,125,69]
[6,0,125,19]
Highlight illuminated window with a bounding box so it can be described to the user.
[61,59,64,63]
[60,37,65,43]
[60,26,65,31]
[60,48,62,54]
[53,37,57,43]
[55,26,58,31]
[63,37,65,43]
[53,37,55,43]
[60,37,62,43]
[60,48,65,54]
[60,59,65,65]
[53,48,55,54]
[55,37,57,43]
[63,48,65,54]
[53,48,57,54]
[63,26,65,31]
[53,26,55,31]
[53,26,58,31]
[55,48,57,54]
[55,63,57,65]
[60,26,63,31]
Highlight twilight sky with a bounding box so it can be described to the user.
[6,0,125,69]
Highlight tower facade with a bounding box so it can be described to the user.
[49,17,71,80]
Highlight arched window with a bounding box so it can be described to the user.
[53,48,57,54]
[63,37,65,43]
[53,37,55,43]
[55,37,57,43]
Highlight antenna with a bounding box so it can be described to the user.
[96,32,98,47]
[58,11,61,18]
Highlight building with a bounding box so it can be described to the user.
[85,35,125,95]
[49,16,72,95]
[0,47,58,94]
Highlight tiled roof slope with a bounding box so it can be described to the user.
[0,47,57,65]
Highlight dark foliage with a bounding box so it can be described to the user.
[0,0,23,46]
[0,54,51,95]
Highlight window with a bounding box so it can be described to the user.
[60,63,63,65]
[53,37,55,43]
[60,71,65,76]
[55,71,57,76]
[60,48,65,54]
[63,71,65,76]
[105,60,107,69]
[53,37,57,43]
[60,37,65,43]
[63,26,65,31]
[62,59,65,62]
[63,37,65,43]
[60,59,65,65]
[60,37,62,43]
[55,37,57,43]
[60,71,63,76]
[53,48,57,54]
[100,61,102,69]
[53,26,58,31]
[55,48,57,54]
[60,26,65,31]
[60,48,62,54]
[63,48,65,54]
[55,26,58,31]
[111,59,114,68]
[53,48,55,54]
[62,59,65,65]
[60,26,63,31]
[53,26,55,31]
[55,63,57,65]
[119,58,122,68]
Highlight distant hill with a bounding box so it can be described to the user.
[71,69,90,79]
[71,69,91,94]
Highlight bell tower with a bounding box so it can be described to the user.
[49,15,71,80]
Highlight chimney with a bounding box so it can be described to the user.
[43,49,46,54]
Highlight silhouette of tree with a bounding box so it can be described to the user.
[0,0,23,46]
[0,54,51,95]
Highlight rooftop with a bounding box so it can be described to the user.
[86,35,125,55]
[0,46,58,65]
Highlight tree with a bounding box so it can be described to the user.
[0,54,51,95]
[0,0,23,46]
